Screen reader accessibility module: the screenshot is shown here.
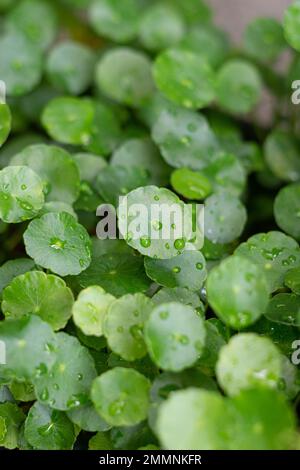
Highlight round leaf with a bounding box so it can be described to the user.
[207,255,269,329]
[144,251,207,291]
[274,183,300,240]
[153,48,215,109]
[24,402,75,450]
[235,231,300,293]
[244,18,285,62]
[205,192,247,244]
[88,0,141,43]
[96,48,154,107]
[152,106,220,170]
[216,333,282,396]
[91,367,150,426]
[2,271,74,331]
[42,97,94,146]
[11,144,80,204]
[46,41,96,95]
[33,332,97,410]
[103,293,154,361]
[0,165,44,223]
[23,212,92,277]
[216,59,262,114]
[144,302,206,372]
[265,293,300,327]
[284,0,300,51]
[72,286,115,337]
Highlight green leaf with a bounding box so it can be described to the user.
[216,333,282,396]
[144,251,207,291]
[205,192,247,244]
[171,0,212,25]
[111,138,170,186]
[152,287,203,311]
[88,0,142,43]
[11,144,80,204]
[0,402,25,449]
[265,293,300,327]
[157,389,230,450]
[46,41,96,95]
[207,255,269,329]
[85,101,122,156]
[216,59,262,114]
[249,316,300,358]
[144,302,206,372]
[73,152,107,185]
[284,0,300,51]
[285,267,300,294]
[67,401,110,433]
[33,332,97,410]
[103,293,154,361]
[9,380,35,402]
[152,105,220,170]
[0,258,35,294]
[0,103,11,147]
[170,168,212,200]
[118,185,195,259]
[139,4,184,51]
[228,388,297,450]
[153,48,215,109]
[0,165,44,223]
[76,252,150,297]
[24,402,75,450]
[72,286,115,337]
[23,212,92,277]
[0,415,7,443]
[179,24,230,68]
[91,367,150,426]
[6,0,58,51]
[88,431,113,450]
[2,271,74,330]
[96,48,154,107]
[0,315,57,381]
[39,201,78,219]
[0,32,42,96]
[264,130,300,182]
[244,18,285,62]
[235,231,300,293]
[201,153,246,197]
[41,96,94,146]
[197,320,227,370]
[274,183,300,240]
[95,165,149,205]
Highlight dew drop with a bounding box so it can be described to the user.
[152,220,162,231]
[79,259,86,267]
[196,262,203,270]
[20,201,33,211]
[165,243,170,250]
[77,373,83,381]
[180,136,191,146]
[154,195,160,201]
[172,266,181,274]
[140,236,151,248]
[130,324,142,340]
[159,311,169,320]
[53,384,59,391]
[50,237,66,250]
[109,399,125,416]
[21,184,27,190]
[40,388,49,401]
[174,238,185,250]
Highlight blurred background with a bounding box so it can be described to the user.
[211,0,291,43]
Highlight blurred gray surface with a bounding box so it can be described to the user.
[210,0,291,43]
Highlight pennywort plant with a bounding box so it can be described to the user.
[0,0,300,451]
